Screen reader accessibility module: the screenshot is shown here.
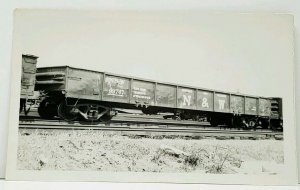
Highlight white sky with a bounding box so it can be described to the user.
[14,10,294,97]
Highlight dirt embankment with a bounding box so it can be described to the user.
[17,129,284,174]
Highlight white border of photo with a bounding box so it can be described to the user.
[3,9,299,185]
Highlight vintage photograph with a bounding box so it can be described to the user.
[6,10,297,184]
[18,55,284,174]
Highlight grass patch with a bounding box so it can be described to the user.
[17,129,284,174]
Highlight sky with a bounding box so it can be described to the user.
[13,10,294,97]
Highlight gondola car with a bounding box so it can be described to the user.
[20,54,38,115]
[34,65,283,130]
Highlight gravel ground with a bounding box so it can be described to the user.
[17,128,284,174]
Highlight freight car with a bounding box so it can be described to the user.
[34,65,283,130]
[20,54,39,115]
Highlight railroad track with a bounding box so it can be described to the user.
[19,117,283,140]
[19,116,211,127]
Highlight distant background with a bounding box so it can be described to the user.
[0,0,299,189]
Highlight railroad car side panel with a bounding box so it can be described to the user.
[245,97,258,115]
[102,75,130,103]
[259,98,271,117]
[214,93,230,113]
[155,84,176,107]
[130,80,155,105]
[196,90,213,111]
[35,67,67,91]
[230,95,244,114]
[65,68,103,101]
[177,87,196,109]
[21,55,38,99]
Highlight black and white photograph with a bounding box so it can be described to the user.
[5,10,297,184]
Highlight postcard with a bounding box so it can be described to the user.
[5,9,297,185]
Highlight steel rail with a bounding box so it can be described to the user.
[20,115,211,126]
[19,112,283,140]
[19,121,283,140]
[19,116,281,132]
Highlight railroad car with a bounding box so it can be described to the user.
[20,54,39,115]
[34,65,283,130]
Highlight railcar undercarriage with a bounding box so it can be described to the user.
[36,96,282,131]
